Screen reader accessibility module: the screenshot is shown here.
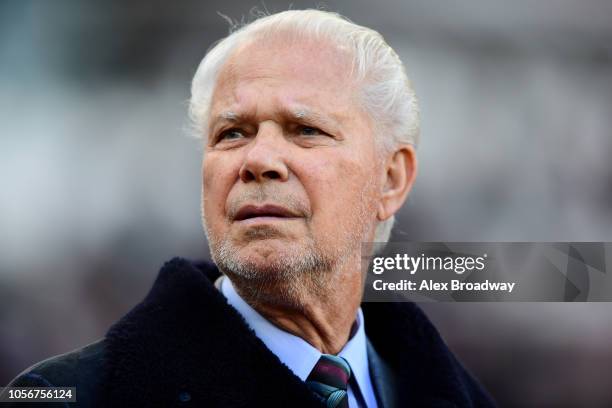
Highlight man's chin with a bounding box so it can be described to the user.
[247,237,293,252]
[230,244,298,274]
[214,239,289,271]
[213,238,328,280]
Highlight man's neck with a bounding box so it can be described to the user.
[231,263,364,355]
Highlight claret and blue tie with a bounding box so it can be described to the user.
[306,354,352,408]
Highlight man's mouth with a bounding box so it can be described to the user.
[233,204,301,222]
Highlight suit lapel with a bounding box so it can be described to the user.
[367,338,398,408]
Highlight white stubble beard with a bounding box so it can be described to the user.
[202,174,379,308]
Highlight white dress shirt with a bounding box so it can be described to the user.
[220,276,379,408]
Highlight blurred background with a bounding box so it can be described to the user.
[1,0,611,406]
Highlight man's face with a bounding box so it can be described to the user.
[202,36,382,283]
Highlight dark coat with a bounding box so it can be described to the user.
[5,258,496,407]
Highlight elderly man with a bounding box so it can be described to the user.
[5,10,495,408]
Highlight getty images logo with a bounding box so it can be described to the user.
[371,253,488,275]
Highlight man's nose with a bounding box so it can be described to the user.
[239,123,289,183]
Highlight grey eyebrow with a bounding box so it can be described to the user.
[219,111,238,121]
[293,109,308,119]
[212,107,338,127]
[290,108,336,127]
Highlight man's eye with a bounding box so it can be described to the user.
[219,129,244,141]
[298,126,323,136]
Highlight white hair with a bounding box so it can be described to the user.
[190,9,420,243]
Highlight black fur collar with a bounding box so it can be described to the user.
[96,257,494,407]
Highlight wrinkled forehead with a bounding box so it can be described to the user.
[211,33,358,106]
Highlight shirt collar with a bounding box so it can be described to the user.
[220,275,374,400]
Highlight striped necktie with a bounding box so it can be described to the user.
[306,354,351,408]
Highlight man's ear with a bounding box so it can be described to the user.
[377,145,417,221]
